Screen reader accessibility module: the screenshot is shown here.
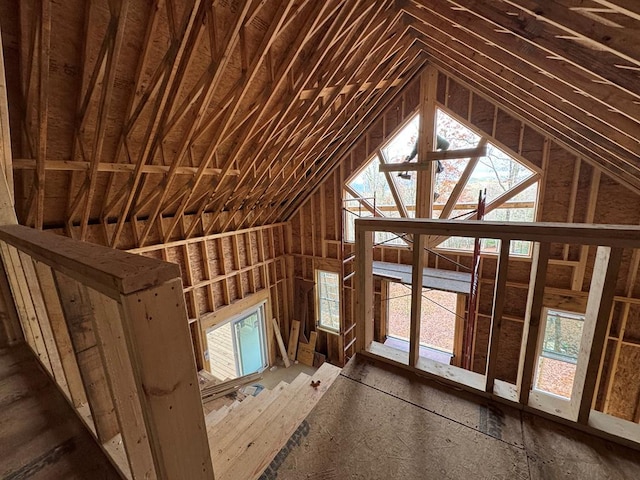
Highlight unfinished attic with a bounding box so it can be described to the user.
[1,0,640,478]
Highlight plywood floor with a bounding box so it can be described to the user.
[0,344,121,479]
[268,355,640,480]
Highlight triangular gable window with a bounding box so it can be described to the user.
[344,107,540,256]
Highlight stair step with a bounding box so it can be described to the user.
[218,364,341,480]
[206,386,261,429]
[212,373,311,475]
[206,392,258,433]
[210,382,288,456]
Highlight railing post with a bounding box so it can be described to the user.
[119,278,214,479]
[409,233,426,367]
[355,224,373,353]
[89,289,157,479]
[518,241,550,404]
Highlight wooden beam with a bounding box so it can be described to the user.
[0,26,13,198]
[54,271,119,443]
[378,145,487,172]
[405,6,640,189]
[119,278,214,479]
[262,32,417,224]
[13,159,240,176]
[79,0,130,240]
[109,1,204,248]
[203,1,378,234]
[157,0,294,244]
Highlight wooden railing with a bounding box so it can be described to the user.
[355,217,640,445]
[0,224,214,479]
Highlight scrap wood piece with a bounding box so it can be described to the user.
[272,317,291,368]
[297,331,317,366]
[287,320,300,360]
[313,352,325,368]
[201,372,262,403]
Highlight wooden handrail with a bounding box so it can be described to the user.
[0,224,180,299]
[354,217,640,447]
[355,218,640,247]
[0,225,214,479]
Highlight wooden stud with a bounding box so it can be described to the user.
[518,242,551,404]
[409,234,426,367]
[271,317,291,368]
[32,261,87,408]
[54,271,120,443]
[485,240,510,393]
[576,247,623,423]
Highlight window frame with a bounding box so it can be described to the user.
[315,269,341,335]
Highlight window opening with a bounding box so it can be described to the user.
[343,107,539,257]
[533,309,585,399]
[316,270,340,333]
[384,282,462,364]
[206,303,268,381]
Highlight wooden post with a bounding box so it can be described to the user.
[485,240,510,393]
[355,224,373,352]
[576,246,623,423]
[415,66,437,220]
[89,289,157,479]
[518,242,550,404]
[119,278,214,479]
[409,233,426,367]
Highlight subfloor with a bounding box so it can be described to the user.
[260,359,318,389]
[0,344,120,479]
[269,355,640,480]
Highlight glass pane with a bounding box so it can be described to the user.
[534,310,585,399]
[460,143,534,205]
[382,115,420,163]
[382,116,420,217]
[318,271,340,331]
[235,312,265,376]
[434,109,481,218]
[348,156,396,207]
[436,109,481,150]
[207,322,238,381]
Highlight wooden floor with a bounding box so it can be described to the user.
[0,344,120,480]
[271,355,640,480]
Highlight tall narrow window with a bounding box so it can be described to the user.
[316,270,340,333]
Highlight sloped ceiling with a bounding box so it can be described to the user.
[1,0,638,248]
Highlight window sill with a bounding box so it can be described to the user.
[316,326,340,336]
